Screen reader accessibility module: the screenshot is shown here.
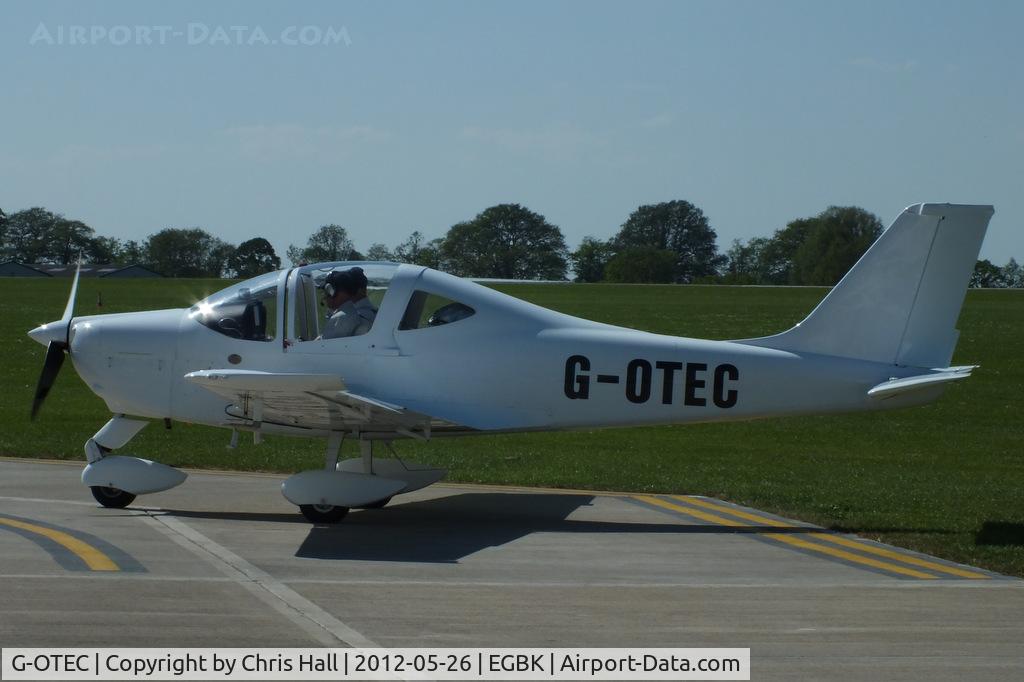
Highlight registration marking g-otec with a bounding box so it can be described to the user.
[564,355,739,408]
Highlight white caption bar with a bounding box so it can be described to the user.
[1,648,749,680]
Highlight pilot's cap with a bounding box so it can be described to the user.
[323,267,367,296]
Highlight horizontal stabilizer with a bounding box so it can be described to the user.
[867,367,975,400]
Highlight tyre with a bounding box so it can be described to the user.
[299,504,350,524]
[90,486,136,509]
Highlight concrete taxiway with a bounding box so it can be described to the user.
[0,457,1022,680]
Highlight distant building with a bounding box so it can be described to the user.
[98,264,163,278]
[0,262,163,277]
[0,261,50,277]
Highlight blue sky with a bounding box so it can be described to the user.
[2,0,1021,264]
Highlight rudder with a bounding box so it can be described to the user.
[741,203,993,368]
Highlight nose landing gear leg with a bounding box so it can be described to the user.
[82,415,186,508]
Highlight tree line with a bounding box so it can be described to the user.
[1,204,1018,287]
[0,207,280,278]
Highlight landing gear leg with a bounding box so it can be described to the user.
[298,431,349,524]
[85,416,148,509]
[352,440,392,510]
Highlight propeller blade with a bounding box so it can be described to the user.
[60,261,82,324]
[30,341,67,421]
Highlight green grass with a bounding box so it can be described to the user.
[2,277,1022,576]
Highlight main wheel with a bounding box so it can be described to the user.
[90,486,136,509]
[354,496,392,510]
[299,504,350,524]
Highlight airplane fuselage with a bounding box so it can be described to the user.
[67,302,934,440]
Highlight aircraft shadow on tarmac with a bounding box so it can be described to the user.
[975,521,1024,547]
[161,492,822,564]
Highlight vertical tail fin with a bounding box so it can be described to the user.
[742,203,993,368]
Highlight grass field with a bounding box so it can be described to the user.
[2,276,1022,576]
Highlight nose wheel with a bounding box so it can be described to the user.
[299,504,349,524]
[90,486,136,509]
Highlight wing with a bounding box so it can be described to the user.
[185,369,448,437]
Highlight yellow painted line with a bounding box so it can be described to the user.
[0,517,119,572]
[635,495,938,580]
[673,496,989,580]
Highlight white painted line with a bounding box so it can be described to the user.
[137,511,382,649]
[0,495,102,507]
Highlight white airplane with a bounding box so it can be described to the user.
[28,203,993,523]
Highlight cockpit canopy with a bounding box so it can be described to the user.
[190,262,402,342]
[190,261,486,344]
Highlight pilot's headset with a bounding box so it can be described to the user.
[322,267,367,298]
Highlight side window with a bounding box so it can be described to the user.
[399,291,475,331]
[294,273,320,341]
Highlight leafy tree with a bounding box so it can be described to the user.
[146,228,232,277]
[570,237,613,282]
[440,204,568,280]
[286,224,356,265]
[722,237,771,284]
[119,240,148,264]
[205,240,235,278]
[730,207,881,286]
[51,219,95,264]
[417,238,447,270]
[612,200,724,283]
[394,231,428,264]
[1001,258,1023,288]
[365,243,394,261]
[789,206,882,285]
[756,219,816,284]
[604,247,676,283]
[87,236,124,264]
[393,230,447,269]
[228,238,281,278]
[971,259,1003,288]
[2,207,94,263]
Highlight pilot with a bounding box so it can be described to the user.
[320,267,377,339]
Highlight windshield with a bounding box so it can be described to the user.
[189,271,280,341]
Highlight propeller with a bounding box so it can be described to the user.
[28,262,81,420]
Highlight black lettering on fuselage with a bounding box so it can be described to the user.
[684,362,707,406]
[713,363,739,408]
[655,361,683,405]
[564,355,590,399]
[563,355,738,408]
[626,359,652,403]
